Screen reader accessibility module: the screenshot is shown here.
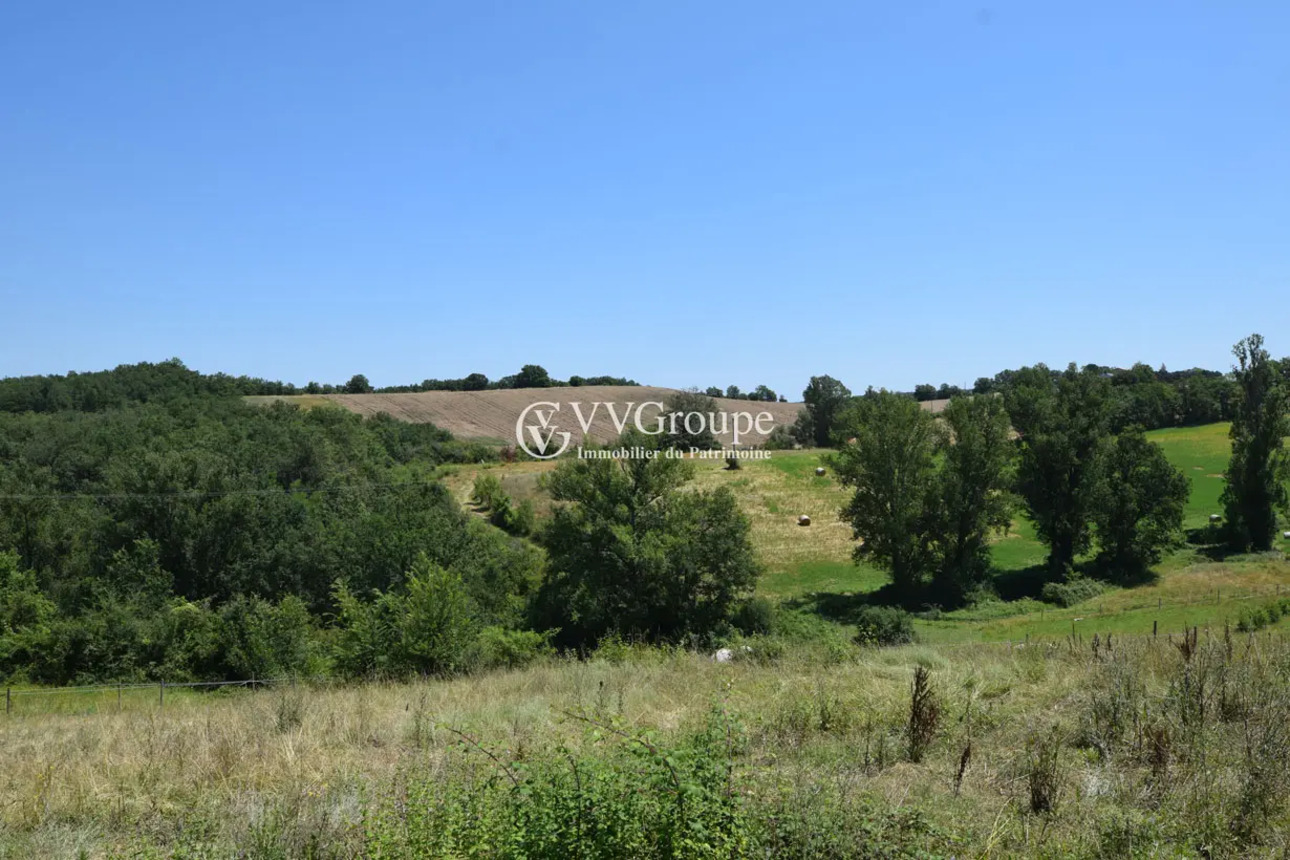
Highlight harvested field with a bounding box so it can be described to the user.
[248,387,951,448]
[250,386,800,446]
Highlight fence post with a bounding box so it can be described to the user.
[1153,620,1158,638]
[5,687,9,716]
[117,682,122,711]
[159,680,165,708]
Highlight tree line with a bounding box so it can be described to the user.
[818,334,1289,609]
[0,370,759,684]
[0,360,640,413]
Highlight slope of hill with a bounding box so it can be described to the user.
[249,386,807,446]
[248,388,954,448]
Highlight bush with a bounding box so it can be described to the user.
[763,424,797,450]
[472,473,505,510]
[1236,598,1290,633]
[469,626,554,670]
[365,705,753,858]
[331,554,478,679]
[731,597,775,635]
[1040,578,1106,607]
[492,497,536,537]
[853,606,916,646]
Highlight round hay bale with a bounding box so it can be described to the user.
[814,467,826,476]
[1283,531,1290,540]
[798,514,811,526]
[1209,514,1222,523]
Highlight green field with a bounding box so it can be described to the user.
[451,422,1290,645]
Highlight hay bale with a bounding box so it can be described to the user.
[798,514,811,526]
[1209,514,1222,523]
[815,467,826,476]
[713,648,734,663]
[1283,531,1290,540]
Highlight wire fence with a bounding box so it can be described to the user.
[2,676,315,717]
[5,583,1290,716]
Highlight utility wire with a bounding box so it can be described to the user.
[0,478,447,502]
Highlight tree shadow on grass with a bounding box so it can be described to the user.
[1185,525,1240,561]
[784,582,930,623]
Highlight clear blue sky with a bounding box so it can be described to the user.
[2,2,1287,396]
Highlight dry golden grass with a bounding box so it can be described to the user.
[0,641,1082,857]
[443,450,865,597]
[250,386,805,447]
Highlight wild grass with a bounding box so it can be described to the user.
[7,633,1290,856]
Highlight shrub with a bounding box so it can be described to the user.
[731,597,775,635]
[1236,598,1290,633]
[469,626,554,670]
[331,554,478,678]
[853,606,916,646]
[471,473,505,510]
[492,498,536,537]
[1040,578,1106,607]
[366,704,754,859]
[763,424,796,450]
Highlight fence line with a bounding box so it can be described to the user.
[2,676,318,716]
[4,584,1289,715]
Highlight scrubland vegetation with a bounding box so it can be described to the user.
[10,631,1290,857]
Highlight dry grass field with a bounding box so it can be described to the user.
[9,634,1290,857]
[248,386,810,447]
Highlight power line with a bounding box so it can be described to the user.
[0,478,446,502]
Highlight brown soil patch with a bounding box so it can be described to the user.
[250,386,806,447]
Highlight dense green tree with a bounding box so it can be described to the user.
[661,390,720,451]
[930,396,1015,603]
[1221,334,1290,552]
[343,374,373,394]
[332,554,478,678]
[788,409,815,447]
[1089,428,1189,574]
[913,384,937,401]
[1004,364,1112,577]
[461,372,490,390]
[704,386,723,398]
[802,375,852,447]
[532,432,758,646]
[515,365,553,388]
[832,392,941,599]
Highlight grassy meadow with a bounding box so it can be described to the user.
[9,630,1290,856]
[445,422,1290,644]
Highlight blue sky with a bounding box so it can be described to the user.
[2,2,1287,397]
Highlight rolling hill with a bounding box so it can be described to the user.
[248,387,952,448]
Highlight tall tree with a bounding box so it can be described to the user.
[931,396,1015,603]
[802,375,852,447]
[515,365,552,388]
[343,374,373,394]
[533,431,758,645]
[1004,364,1111,577]
[1221,334,1290,551]
[832,392,941,599]
[661,390,720,451]
[1089,428,1189,574]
